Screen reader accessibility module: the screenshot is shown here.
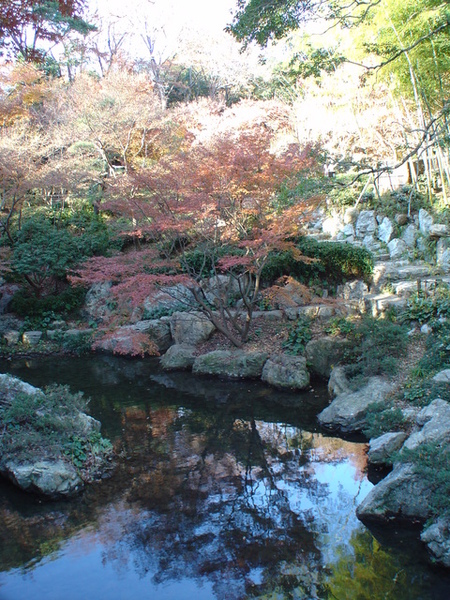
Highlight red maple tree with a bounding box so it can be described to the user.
[71,105,322,347]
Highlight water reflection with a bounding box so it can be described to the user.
[0,357,449,599]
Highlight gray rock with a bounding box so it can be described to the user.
[1,460,82,499]
[140,284,195,319]
[2,330,20,345]
[201,275,240,306]
[421,517,450,568]
[170,311,215,345]
[317,377,395,433]
[419,208,434,235]
[131,319,172,353]
[83,282,113,323]
[403,399,450,450]
[261,354,310,390]
[160,344,196,371]
[432,369,450,383]
[94,326,155,356]
[337,279,369,301]
[0,374,41,405]
[387,238,409,260]
[356,463,433,521]
[356,210,377,238]
[22,331,42,346]
[322,215,342,237]
[437,238,450,269]
[402,224,419,249]
[367,432,408,465]
[377,217,394,244]
[193,350,268,379]
[328,366,351,398]
[428,223,449,238]
[0,283,20,314]
[305,336,349,379]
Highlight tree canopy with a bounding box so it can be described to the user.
[0,0,94,62]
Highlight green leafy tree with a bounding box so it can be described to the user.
[0,0,94,63]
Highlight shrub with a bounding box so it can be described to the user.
[363,401,407,439]
[282,316,312,355]
[10,286,86,318]
[343,316,408,380]
[400,285,450,326]
[261,238,373,287]
[398,442,450,518]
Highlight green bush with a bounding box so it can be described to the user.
[282,316,312,355]
[261,238,373,287]
[342,316,408,380]
[400,285,450,326]
[363,401,407,439]
[10,286,86,318]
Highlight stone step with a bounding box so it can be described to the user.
[363,293,407,317]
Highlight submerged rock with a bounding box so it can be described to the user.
[421,518,450,568]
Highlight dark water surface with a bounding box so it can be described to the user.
[0,356,449,600]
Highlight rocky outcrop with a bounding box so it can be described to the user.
[356,463,433,521]
[305,336,350,379]
[83,282,114,323]
[261,354,310,390]
[193,350,268,379]
[160,344,196,371]
[0,375,112,499]
[356,398,450,567]
[317,377,394,433]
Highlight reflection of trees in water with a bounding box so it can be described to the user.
[324,528,450,600]
[100,406,327,598]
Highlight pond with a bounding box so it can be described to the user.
[0,356,449,600]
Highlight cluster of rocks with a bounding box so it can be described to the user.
[318,207,450,266]
[0,374,113,499]
[318,367,450,569]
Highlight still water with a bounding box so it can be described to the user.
[0,356,449,600]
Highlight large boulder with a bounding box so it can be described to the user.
[93,325,161,356]
[261,354,310,390]
[327,366,351,398]
[160,344,196,371]
[0,375,112,498]
[193,350,268,379]
[317,377,395,433]
[419,208,434,235]
[131,319,172,353]
[1,460,82,499]
[83,282,114,323]
[388,238,409,260]
[305,336,349,379]
[141,284,194,318]
[170,311,215,345]
[356,463,433,521]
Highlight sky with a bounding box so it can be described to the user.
[87,0,240,63]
